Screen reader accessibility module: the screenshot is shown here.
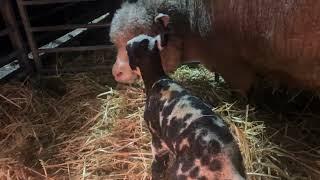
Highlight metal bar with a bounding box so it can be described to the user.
[38,45,114,53]
[0,50,21,68]
[22,0,96,5]
[31,23,110,32]
[16,0,42,70]
[1,0,30,71]
[0,28,9,37]
[39,65,111,74]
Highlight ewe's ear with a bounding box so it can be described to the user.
[154,13,170,28]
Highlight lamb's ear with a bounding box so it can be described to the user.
[126,44,137,71]
[155,36,165,51]
[154,13,170,28]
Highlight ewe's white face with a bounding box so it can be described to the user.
[109,2,183,84]
[109,2,153,83]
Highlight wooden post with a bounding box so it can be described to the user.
[16,0,42,71]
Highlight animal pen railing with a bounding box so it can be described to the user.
[0,0,30,81]
[16,0,118,75]
[1,0,120,80]
[16,0,119,75]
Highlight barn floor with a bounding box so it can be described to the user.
[0,59,319,179]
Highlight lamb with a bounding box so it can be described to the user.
[126,34,246,180]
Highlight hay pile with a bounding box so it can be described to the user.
[0,65,319,179]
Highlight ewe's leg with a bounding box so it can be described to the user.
[151,136,170,180]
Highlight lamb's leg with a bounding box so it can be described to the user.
[151,136,170,180]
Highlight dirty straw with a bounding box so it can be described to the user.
[0,66,319,179]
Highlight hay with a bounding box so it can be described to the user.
[0,65,319,179]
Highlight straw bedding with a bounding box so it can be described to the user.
[0,65,319,179]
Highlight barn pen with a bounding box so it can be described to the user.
[0,0,320,179]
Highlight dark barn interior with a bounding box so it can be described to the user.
[0,0,121,81]
[0,0,320,179]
